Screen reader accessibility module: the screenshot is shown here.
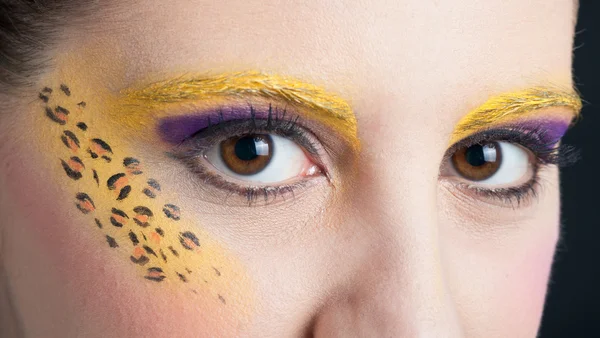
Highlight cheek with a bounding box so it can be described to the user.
[1,85,256,336]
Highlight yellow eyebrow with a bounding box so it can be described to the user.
[450,87,582,145]
[120,71,359,148]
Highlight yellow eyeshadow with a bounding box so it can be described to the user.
[450,87,582,145]
[116,71,359,149]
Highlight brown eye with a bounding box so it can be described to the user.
[451,142,501,181]
[220,134,273,175]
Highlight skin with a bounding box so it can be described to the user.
[0,0,578,337]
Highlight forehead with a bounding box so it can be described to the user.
[62,0,575,127]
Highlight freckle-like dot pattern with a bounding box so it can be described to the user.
[43,84,234,302]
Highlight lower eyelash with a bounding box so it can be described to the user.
[443,125,580,206]
[175,157,311,206]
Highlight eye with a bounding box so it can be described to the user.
[449,141,534,186]
[204,133,320,184]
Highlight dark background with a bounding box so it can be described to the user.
[539,1,600,336]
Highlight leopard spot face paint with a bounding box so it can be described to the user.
[123,157,143,175]
[61,130,80,153]
[61,157,85,180]
[110,208,129,227]
[163,204,181,220]
[128,230,140,246]
[179,231,200,251]
[88,138,113,162]
[107,173,131,200]
[75,193,95,214]
[145,267,166,282]
[133,206,153,227]
[143,179,161,198]
[106,235,119,248]
[46,106,69,125]
[60,84,71,96]
[76,122,88,131]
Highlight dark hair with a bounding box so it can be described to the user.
[0,1,90,94]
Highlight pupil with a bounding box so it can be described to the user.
[465,144,487,167]
[234,135,270,161]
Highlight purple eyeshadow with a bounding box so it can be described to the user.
[515,119,570,144]
[157,107,276,144]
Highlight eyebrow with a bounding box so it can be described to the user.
[449,87,582,144]
[121,71,358,146]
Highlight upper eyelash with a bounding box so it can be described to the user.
[442,125,579,206]
[168,107,325,205]
[444,125,579,168]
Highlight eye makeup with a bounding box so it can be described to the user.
[37,81,254,316]
[443,88,582,206]
[117,71,359,149]
[449,87,582,145]
[166,104,327,205]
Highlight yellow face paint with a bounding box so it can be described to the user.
[36,78,253,317]
[115,71,360,149]
[450,87,582,145]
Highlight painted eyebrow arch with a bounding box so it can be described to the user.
[118,71,360,149]
[121,71,356,129]
[449,87,582,144]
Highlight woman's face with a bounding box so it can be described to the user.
[0,0,580,336]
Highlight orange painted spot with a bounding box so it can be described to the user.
[68,159,84,172]
[133,247,144,258]
[151,232,161,244]
[113,215,126,224]
[115,176,129,190]
[78,200,95,212]
[135,215,149,223]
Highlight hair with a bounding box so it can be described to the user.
[0,1,93,95]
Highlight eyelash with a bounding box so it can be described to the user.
[442,125,579,206]
[171,107,324,205]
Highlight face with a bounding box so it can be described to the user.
[0,0,579,336]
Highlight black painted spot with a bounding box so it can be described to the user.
[95,218,103,228]
[110,208,129,227]
[130,255,149,266]
[145,267,166,282]
[107,173,126,189]
[106,235,118,248]
[42,87,52,93]
[61,130,80,151]
[101,155,112,163]
[160,249,167,262]
[213,267,221,277]
[60,84,71,96]
[76,122,88,131]
[128,231,139,246]
[60,158,83,180]
[185,268,192,274]
[155,228,164,236]
[92,170,99,186]
[218,295,226,304]
[163,204,181,221]
[179,231,200,250]
[177,272,188,283]
[143,179,161,198]
[143,245,157,257]
[75,193,95,214]
[39,93,49,103]
[133,206,153,227]
[117,185,131,200]
[77,101,86,108]
[45,106,68,125]
[88,138,113,160]
[123,157,142,175]
[168,246,179,257]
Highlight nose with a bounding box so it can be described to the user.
[312,143,464,337]
[312,196,464,337]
